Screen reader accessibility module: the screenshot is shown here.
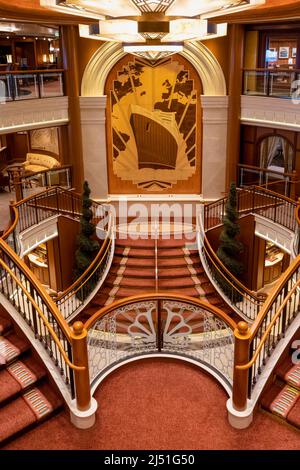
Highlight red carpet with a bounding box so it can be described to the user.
[81,233,230,321]
[260,342,300,430]
[4,358,300,450]
[0,315,63,445]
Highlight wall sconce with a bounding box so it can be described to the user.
[49,53,54,63]
[6,54,12,64]
[42,54,48,63]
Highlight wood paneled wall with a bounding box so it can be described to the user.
[240,124,300,171]
[207,214,257,289]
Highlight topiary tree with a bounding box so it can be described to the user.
[74,181,100,299]
[216,182,244,300]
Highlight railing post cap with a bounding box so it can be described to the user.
[9,200,15,206]
[73,321,84,336]
[237,321,250,336]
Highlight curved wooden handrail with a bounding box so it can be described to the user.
[55,214,113,302]
[84,293,238,332]
[296,204,300,227]
[0,238,72,342]
[203,234,261,305]
[203,186,298,306]
[250,185,297,206]
[250,256,300,339]
[238,163,295,178]
[57,235,113,302]
[1,205,19,241]
[0,256,84,372]
[236,276,300,371]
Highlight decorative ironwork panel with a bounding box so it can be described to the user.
[88,301,157,383]
[162,301,234,383]
[87,298,234,386]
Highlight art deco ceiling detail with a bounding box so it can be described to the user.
[41,0,265,61]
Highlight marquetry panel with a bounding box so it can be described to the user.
[105,54,202,194]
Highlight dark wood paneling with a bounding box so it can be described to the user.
[57,216,80,291]
[207,214,256,289]
[226,24,245,189]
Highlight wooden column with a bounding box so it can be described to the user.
[232,321,251,411]
[226,24,245,190]
[61,25,84,192]
[71,321,91,411]
[47,238,62,293]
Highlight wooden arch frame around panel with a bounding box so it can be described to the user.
[256,131,295,173]
[81,41,227,97]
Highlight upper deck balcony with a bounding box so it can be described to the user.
[0,70,68,133]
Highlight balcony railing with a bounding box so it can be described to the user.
[0,69,64,102]
[243,68,300,99]
[238,164,298,199]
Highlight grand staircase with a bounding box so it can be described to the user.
[0,313,63,446]
[260,335,300,430]
[80,227,232,321]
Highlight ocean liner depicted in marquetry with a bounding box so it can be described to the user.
[107,56,200,192]
[130,104,180,170]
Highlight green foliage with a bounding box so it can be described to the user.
[216,183,244,301]
[74,181,100,299]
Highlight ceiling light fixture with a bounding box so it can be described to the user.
[41,0,265,62]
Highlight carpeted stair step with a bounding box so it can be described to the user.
[158,266,204,278]
[119,257,155,268]
[106,275,156,289]
[115,247,155,259]
[109,265,155,278]
[0,356,46,405]
[157,257,201,268]
[0,333,30,367]
[286,397,300,428]
[157,248,184,258]
[277,357,300,390]
[115,239,155,248]
[158,277,200,289]
[261,383,300,422]
[0,382,63,444]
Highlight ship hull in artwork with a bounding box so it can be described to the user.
[130,105,179,170]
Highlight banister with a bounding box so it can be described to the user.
[204,234,260,304]
[238,163,296,178]
[236,277,300,372]
[84,293,238,331]
[0,237,72,341]
[296,202,300,227]
[250,256,300,339]
[0,256,84,372]
[56,235,113,302]
[1,205,19,241]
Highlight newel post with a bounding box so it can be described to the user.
[69,321,97,429]
[71,321,91,411]
[13,171,23,202]
[232,321,251,411]
[227,321,253,429]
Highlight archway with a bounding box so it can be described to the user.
[81,41,226,97]
[79,41,228,199]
